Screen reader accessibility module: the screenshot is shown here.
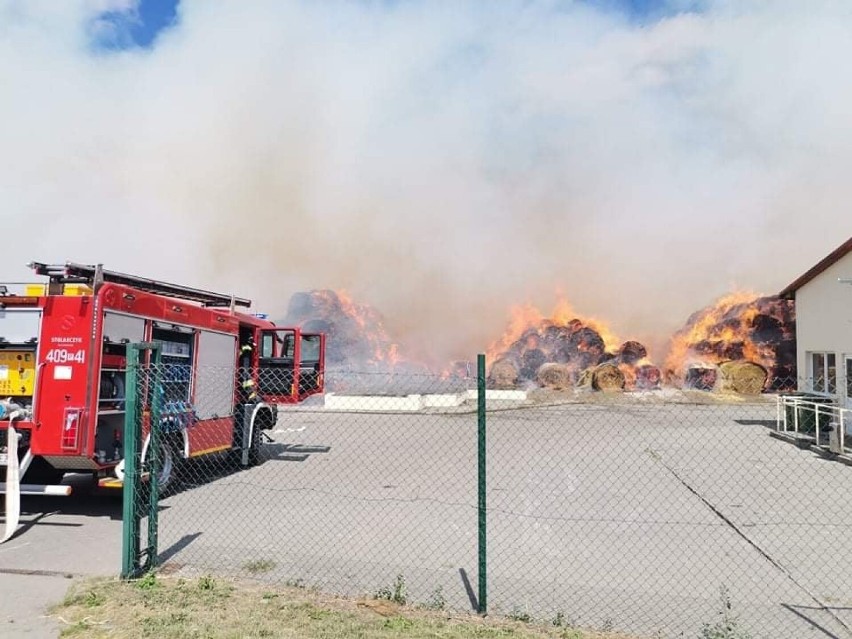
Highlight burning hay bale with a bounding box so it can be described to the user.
[284,290,393,369]
[664,293,796,391]
[635,364,662,390]
[486,302,661,393]
[718,360,768,394]
[618,341,647,365]
[489,358,520,389]
[578,362,626,392]
[684,365,718,391]
[281,290,444,395]
[536,363,572,390]
[520,348,548,381]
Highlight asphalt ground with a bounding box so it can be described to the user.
[155,398,852,639]
[0,475,122,637]
[4,396,852,638]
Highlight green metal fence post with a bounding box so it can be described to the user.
[121,347,141,579]
[477,353,488,614]
[121,342,162,579]
[145,346,162,571]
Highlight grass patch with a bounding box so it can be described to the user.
[374,574,408,605]
[700,586,754,639]
[49,575,638,639]
[243,559,277,574]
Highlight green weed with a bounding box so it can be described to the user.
[84,591,105,608]
[700,586,754,639]
[198,575,216,591]
[374,574,408,605]
[506,606,532,623]
[425,586,446,611]
[243,559,276,574]
[135,572,158,591]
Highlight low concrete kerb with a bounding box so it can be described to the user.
[320,390,528,412]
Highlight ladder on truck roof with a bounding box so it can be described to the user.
[28,261,252,309]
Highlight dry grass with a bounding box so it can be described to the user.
[49,574,639,639]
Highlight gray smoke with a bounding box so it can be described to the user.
[2,0,851,368]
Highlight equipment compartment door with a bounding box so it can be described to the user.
[296,333,324,396]
[32,296,93,457]
[257,329,297,401]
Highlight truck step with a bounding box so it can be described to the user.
[98,471,150,490]
[0,483,71,496]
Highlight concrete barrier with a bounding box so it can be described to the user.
[321,389,528,412]
[323,393,423,412]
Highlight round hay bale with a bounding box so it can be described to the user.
[519,348,547,381]
[592,362,626,392]
[489,358,519,389]
[570,327,606,358]
[578,363,625,392]
[536,363,572,390]
[635,364,662,390]
[618,340,648,365]
[685,365,719,391]
[719,360,768,394]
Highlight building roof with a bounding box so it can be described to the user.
[779,236,852,299]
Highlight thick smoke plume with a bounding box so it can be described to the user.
[2,0,851,368]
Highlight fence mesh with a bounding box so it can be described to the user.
[125,364,852,638]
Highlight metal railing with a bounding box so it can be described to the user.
[776,393,851,454]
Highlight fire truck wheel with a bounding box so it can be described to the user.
[147,437,184,497]
[247,423,263,466]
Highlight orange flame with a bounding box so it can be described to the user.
[551,299,621,350]
[663,290,777,377]
[486,298,621,363]
[336,290,368,330]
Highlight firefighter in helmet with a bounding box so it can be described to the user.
[239,335,255,370]
[240,378,259,407]
[238,334,258,405]
[235,335,260,452]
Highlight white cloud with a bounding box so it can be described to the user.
[1,0,850,364]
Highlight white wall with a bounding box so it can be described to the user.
[794,251,852,403]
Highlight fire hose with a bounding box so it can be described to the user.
[1,424,20,544]
[1,399,31,544]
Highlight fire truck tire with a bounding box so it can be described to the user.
[247,407,275,466]
[143,437,184,498]
[247,422,263,467]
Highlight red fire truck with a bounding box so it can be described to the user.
[1,261,325,543]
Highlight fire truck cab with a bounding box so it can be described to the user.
[1,262,325,543]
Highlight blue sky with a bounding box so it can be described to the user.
[133,0,179,46]
[94,0,698,50]
[93,0,179,49]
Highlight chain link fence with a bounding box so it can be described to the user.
[123,362,852,638]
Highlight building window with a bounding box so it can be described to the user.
[809,351,837,394]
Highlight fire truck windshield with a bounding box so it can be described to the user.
[0,309,40,345]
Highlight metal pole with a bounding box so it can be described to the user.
[794,399,799,434]
[477,353,487,614]
[816,404,821,444]
[121,347,141,579]
[146,345,162,571]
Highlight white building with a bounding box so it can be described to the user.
[779,237,852,408]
